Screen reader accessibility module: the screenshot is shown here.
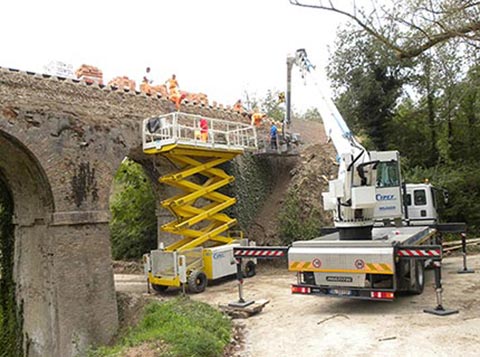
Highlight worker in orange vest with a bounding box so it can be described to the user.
[233,99,243,112]
[166,74,186,110]
[251,111,266,127]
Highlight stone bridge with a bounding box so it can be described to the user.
[0,68,248,356]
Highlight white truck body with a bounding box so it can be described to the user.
[288,226,436,299]
[283,49,446,300]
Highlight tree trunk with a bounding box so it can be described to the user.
[425,61,438,165]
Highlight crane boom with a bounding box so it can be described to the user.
[286,49,369,179]
[285,49,404,240]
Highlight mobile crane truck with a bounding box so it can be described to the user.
[232,50,464,313]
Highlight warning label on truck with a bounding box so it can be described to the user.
[354,259,365,269]
[312,258,322,269]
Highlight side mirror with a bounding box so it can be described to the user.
[443,190,449,205]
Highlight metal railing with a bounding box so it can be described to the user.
[143,112,258,152]
[150,248,203,279]
[150,250,178,278]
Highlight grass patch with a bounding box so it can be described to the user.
[91,297,232,357]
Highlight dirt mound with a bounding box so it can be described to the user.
[290,118,330,147]
[287,143,337,222]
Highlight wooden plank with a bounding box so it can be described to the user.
[442,238,480,246]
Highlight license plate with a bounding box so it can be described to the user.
[330,289,351,296]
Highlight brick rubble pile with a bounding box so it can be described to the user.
[107,76,136,91]
[140,82,168,96]
[181,91,209,105]
[75,65,103,85]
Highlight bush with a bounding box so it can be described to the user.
[91,297,232,357]
[278,191,322,245]
[110,159,157,260]
[0,198,23,356]
[405,164,480,235]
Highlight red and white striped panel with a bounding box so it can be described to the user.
[397,249,441,257]
[234,249,286,257]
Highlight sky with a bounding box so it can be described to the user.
[1,0,347,112]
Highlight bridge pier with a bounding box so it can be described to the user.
[12,212,118,357]
[13,221,56,357]
[48,215,118,357]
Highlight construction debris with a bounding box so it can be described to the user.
[140,82,168,96]
[181,91,209,105]
[75,64,103,85]
[108,76,136,91]
[67,63,226,108]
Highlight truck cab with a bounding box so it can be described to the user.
[405,183,443,225]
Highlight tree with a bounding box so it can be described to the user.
[400,40,467,165]
[300,107,321,121]
[260,89,285,122]
[242,89,287,122]
[110,159,157,260]
[327,26,406,150]
[415,55,439,164]
[450,63,480,162]
[415,40,476,164]
[387,98,432,167]
[290,0,480,59]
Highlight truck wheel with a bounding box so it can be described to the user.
[410,260,425,295]
[188,271,207,293]
[244,261,256,278]
[151,283,168,293]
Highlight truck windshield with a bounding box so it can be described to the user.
[376,161,400,188]
[414,189,427,206]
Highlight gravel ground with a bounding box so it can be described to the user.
[115,254,480,356]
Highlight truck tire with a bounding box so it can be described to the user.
[188,270,207,293]
[410,260,425,295]
[244,261,256,278]
[151,283,168,293]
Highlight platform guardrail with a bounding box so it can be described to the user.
[143,112,258,152]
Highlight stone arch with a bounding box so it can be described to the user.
[0,130,56,357]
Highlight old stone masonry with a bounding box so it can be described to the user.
[0,67,247,357]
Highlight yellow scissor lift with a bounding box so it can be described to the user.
[142,112,258,293]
